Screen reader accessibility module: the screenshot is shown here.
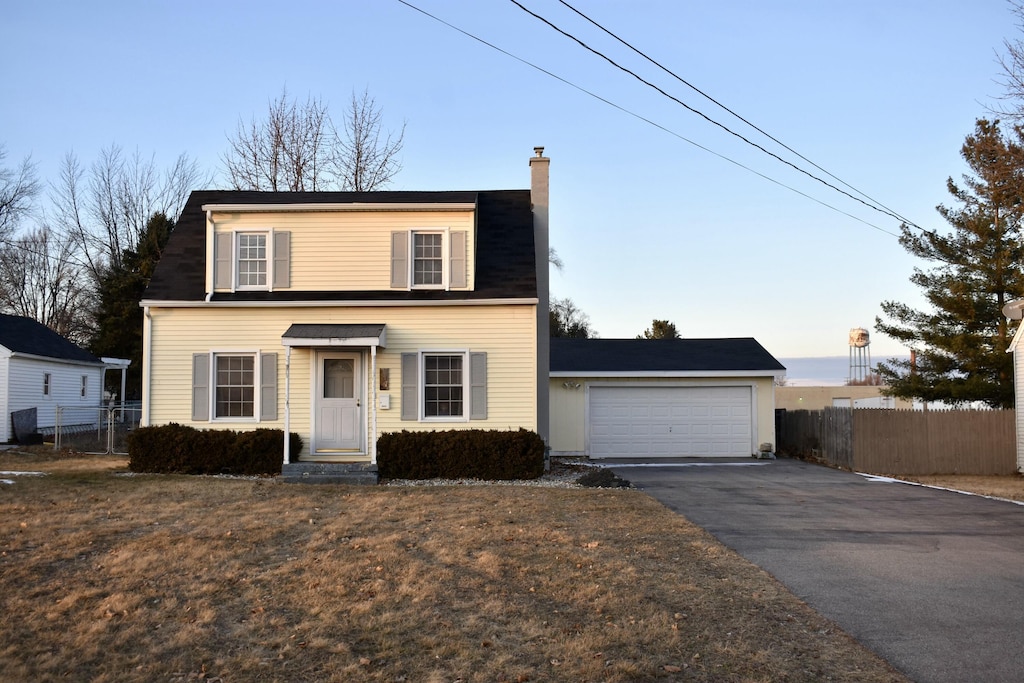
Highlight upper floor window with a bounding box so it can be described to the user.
[213,230,289,292]
[237,233,268,289]
[413,232,444,287]
[43,373,51,396]
[391,230,467,291]
[81,375,88,398]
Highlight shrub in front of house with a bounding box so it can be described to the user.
[376,428,545,481]
[128,424,302,476]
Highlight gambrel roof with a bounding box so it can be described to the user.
[0,314,101,364]
[550,338,786,375]
[144,190,537,302]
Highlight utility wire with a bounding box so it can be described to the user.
[507,0,913,229]
[555,0,920,230]
[395,0,899,237]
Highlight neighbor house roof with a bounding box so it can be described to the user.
[550,338,786,376]
[144,190,537,302]
[0,314,102,364]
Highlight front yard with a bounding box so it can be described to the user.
[0,450,908,682]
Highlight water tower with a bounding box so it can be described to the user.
[849,327,871,383]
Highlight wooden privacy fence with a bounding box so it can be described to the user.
[776,407,1017,475]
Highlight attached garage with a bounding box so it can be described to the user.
[549,338,785,460]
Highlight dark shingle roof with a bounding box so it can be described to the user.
[145,190,537,302]
[0,314,102,364]
[550,338,786,374]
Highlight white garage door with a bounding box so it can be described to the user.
[589,386,752,459]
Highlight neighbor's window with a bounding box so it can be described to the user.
[215,354,255,418]
[43,373,51,396]
[81,375,88,398]
[237,233,268,288]
[424,354,463,417]
[413,232,444,287]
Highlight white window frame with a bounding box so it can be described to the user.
[410,229,449,290]
[81,375,88,399]
[43,372,51,397]
[420,349,469,421]
[235,230,274,292]
[210,350,261,422]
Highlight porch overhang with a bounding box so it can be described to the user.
[281,324,386,348]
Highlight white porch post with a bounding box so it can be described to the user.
[371,344,378,464]
[283,346,291,466]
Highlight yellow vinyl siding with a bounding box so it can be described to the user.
[548,376,776,456]
[210,210,475,292]
[147,304,536,458]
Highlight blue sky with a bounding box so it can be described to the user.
[1,0,1016,361]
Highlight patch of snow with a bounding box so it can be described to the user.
[0,471,45,477]
[856,471,1024,506]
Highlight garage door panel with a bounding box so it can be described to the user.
[590,386,752,459]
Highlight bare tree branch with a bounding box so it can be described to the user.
[222,87,404,192]
[0,146,41,240]
[50,145,204,281]
[0,225,92,344]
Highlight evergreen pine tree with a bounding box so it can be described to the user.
[876,119,1024,408]
[90,212,173,400]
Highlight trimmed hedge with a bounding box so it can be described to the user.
[377,428,545,481]
[127,424,302,476]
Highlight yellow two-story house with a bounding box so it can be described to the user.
[141,150,551,477]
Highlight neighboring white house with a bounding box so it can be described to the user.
[0,314,107,443]
[1002,299,1024,472]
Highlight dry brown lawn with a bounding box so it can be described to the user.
[0,450,908,682]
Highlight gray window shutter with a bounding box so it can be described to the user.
[273,232,290,289]
[470,352,487,420]
[260,353,278,421]
[450,231,467,288]
[192,353,210,421]
[401,352,418,420]
[391,231,409,289]
[214,232,233,290]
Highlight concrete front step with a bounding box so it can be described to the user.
[281,462,379,485]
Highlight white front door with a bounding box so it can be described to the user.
[314,351,362,452]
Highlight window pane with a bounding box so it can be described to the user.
[215,355,255,418]
[238,233,268,287]
[323,358,355,399]
[413,233,443,285]
[424,354,464,417]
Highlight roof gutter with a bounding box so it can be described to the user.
[202,202,476,213]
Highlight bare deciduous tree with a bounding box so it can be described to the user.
[992,1,1024,121]
[0,145,41,240]
[222,87,404,192]
[50,145,204,280]
[0,225,92,344]
[338,89,404,191]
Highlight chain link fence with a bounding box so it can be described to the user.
[53,402,142,455]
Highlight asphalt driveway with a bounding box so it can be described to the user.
[608,457,1024,683]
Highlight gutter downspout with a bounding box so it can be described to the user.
[371,345,378,464]
[142,307,153,426]
[284,346,291,466]
[205,210,215,302]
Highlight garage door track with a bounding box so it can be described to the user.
[610,457,1024,683]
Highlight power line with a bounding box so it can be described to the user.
[507,0,913,229]
[395,0,900,237]
[554,0,921,229]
